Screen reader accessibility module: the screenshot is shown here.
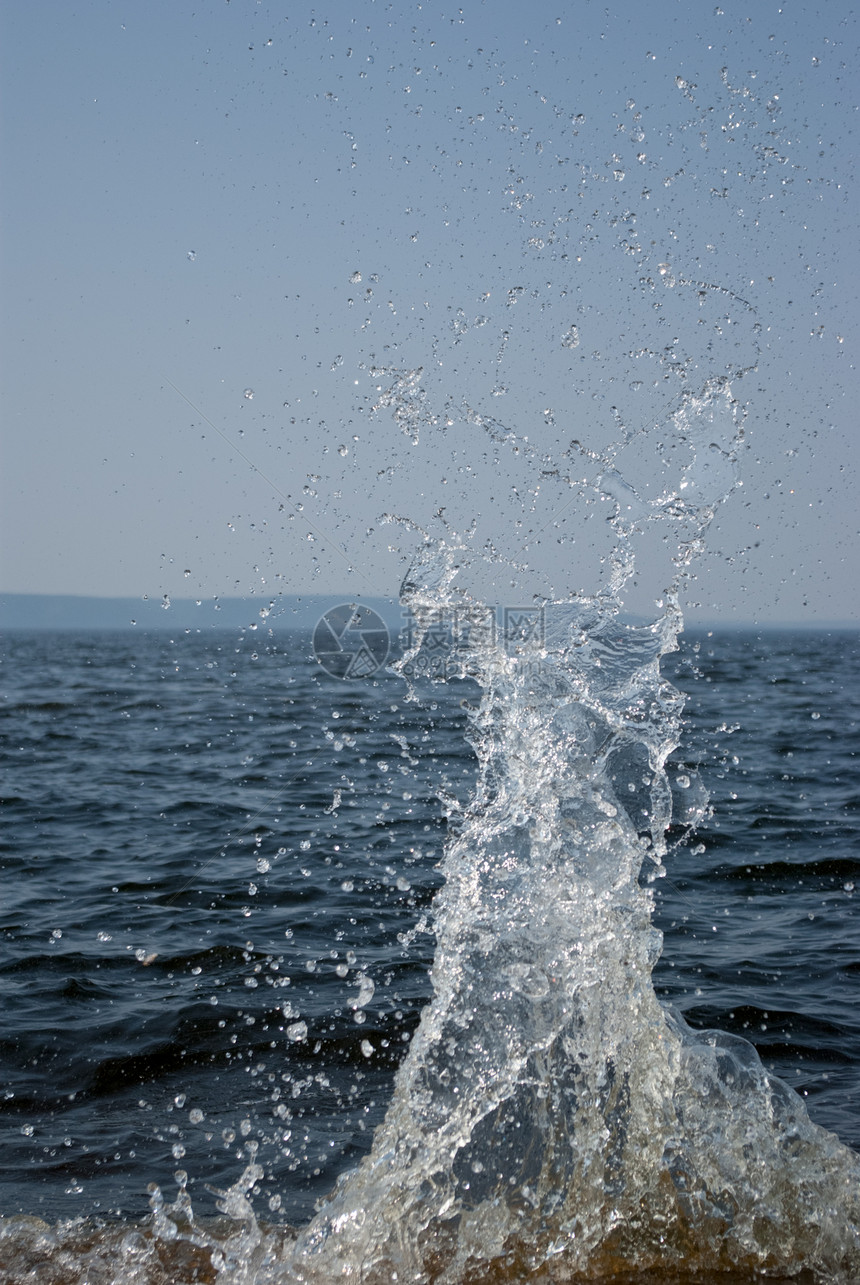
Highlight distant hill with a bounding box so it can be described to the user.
[0,592,404,633]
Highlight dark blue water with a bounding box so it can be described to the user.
[1,626,858,1237]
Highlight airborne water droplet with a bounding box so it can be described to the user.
[350,974,375,1010]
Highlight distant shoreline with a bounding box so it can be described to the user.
[1,592,856,633]
[0,592,403,633]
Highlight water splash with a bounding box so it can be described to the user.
[274,388,860,1282]
[3,367,854,1285]
[20,384,847,1285]
[2,430,857,1285]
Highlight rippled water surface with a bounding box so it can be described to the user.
[1,625,858,1281]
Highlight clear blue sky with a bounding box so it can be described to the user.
[2,0,857,623]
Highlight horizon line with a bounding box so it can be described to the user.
[1,590,856,633]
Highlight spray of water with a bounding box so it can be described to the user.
[262,380,858,1284]
[3,341,856,1285]
[16,384,849,1285]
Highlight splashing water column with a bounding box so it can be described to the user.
[284,406,860,1281]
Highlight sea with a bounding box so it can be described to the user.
[1,620,858,1283]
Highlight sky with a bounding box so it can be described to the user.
[1,0,857,624]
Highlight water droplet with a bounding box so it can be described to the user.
[360,1039,374,1058]
[350,974,375,1010]
[244,388,254,399]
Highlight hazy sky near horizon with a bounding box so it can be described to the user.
[2,0,857,623]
